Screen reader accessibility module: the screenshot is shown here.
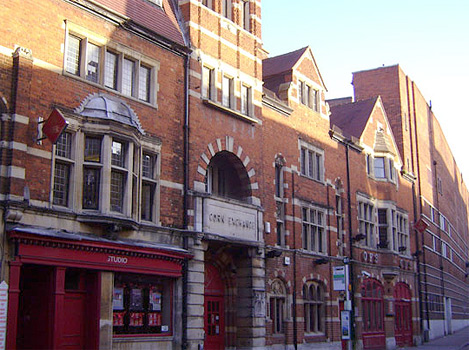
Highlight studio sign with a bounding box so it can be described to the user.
[108,255,128,264]
[209,213,256,230]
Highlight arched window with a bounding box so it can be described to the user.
[270,279,286,334]
[206,151,251,201]
[303,281,325,333]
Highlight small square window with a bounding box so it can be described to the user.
[84,137,102,163]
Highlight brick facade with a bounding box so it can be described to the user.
[0,1,467,349]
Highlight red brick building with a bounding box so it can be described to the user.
[0,1,468,350]
[0,0,191,349]
[353,65,469,341]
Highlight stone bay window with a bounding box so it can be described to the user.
[52,94,160,224]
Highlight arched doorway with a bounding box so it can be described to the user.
[361,278,385,349]
[204,264,225,350]
[394,282,412,346]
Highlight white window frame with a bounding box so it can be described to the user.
[202,65,215,100]
[240,83,252,116]
[299,140,324,183]
[301,206,326,254]
[358,199,375,247]
[222,74,234,108]
[64,25,159,106]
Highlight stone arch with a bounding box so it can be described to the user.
[196,136,259,202]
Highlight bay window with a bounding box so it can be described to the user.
[52,95,160,224]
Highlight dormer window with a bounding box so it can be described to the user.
[298,80,319,112]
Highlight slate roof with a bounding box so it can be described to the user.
[95,0,186,47]
[263,46,309,77]
[329,97,379,139]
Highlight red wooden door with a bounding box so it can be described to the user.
[394,283,412,346]
[204,264,225,350]
[62,291,86,349]
[361,279,385,349]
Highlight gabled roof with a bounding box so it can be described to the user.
[263,47,309,77]
[93,0,186,47]
[329,97,379,139]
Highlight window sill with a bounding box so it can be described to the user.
[202,98,259,124]
[299,173,325,185]
[63,71,157,109]
[77,211,139,230]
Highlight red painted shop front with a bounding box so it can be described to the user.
[204,264,225,350]
[394,283,413,347]
[6,227,190,350]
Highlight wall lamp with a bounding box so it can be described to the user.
[266,249,282,259]
[352,233,366,242]
[313,258,329,265]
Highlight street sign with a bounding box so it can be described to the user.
[333,266,346,291]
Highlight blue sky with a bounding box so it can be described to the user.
[261,0,469,179]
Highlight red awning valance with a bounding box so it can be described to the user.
[8,227,191,277]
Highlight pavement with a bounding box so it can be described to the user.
[400,326,469,350]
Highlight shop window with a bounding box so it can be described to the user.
[300,141,324,182]
[302,207,326,253]
[113,273,172,335]
[303,282,325,334]
[65,31,157,105]
[358,201,375,247]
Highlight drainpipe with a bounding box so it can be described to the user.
[345,142,356,350]
[182,50,190,350]
[291,170,298,350]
